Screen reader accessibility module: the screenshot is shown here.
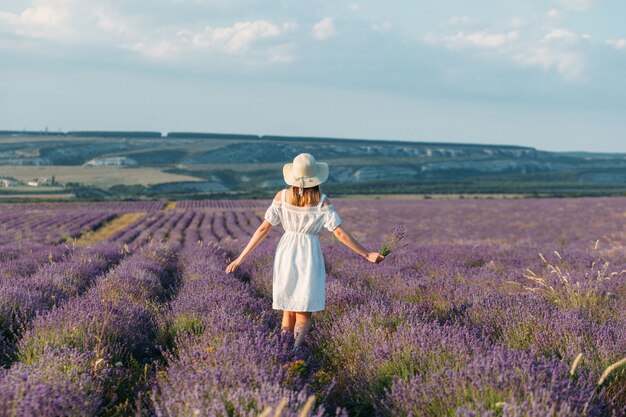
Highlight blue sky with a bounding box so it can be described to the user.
[1,0,625,152]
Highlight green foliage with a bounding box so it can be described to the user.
[284,359,309,386]
[169,314,205,339]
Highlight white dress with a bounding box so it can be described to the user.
[264,189,343,312]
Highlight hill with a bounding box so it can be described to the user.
[1,131,625,200]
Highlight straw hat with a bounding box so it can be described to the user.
[283,153,329,194]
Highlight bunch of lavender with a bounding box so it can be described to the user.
[379,225,407,256]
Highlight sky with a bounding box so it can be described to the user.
[1,0,625,153]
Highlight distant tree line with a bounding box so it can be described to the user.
[0,130,534,151]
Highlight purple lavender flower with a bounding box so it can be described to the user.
[379,225,407,256]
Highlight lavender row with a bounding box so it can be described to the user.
[104,210,259,251]
[164,209,195,252]
[2,196,625,250]
[107,211,187,249]
[176,199,267,209]
[0,200,164,212]
[0,210,116,244]
[150,242,342,417]
[170,195,626,252]
[0,241,71,281]
[150,211,187,251]
[0,243,125,365]
[106,211,166,245]
[0,244,178,416]
[0,241,53,263]
[328,196,626,251]
[0,211,109,234]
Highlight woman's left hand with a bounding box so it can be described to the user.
[225,257,242,273]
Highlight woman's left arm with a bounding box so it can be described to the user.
[225,220,273,273]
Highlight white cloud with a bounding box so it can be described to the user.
[544,28,578,42]
[546,8,561,18]
[372,22,392,33]
[424,30,519,49]
[348,3,360,12]
[554,0,597,12]
[128,20,288,60]
[129,40,177,59]
[20,6,65,25]
[423,22,586,82]
[0,5,71,41]
[192,20,281,54]
[94,8,135,37]
[606,39,626,50]
[0,0,140,44]
[0,1,295,64]
[512,47,584,81]
[312,17,335,40]
[282,21,298,31]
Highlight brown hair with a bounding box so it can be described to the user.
[291,185,321,207]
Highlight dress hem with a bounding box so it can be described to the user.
[272,304,325,312]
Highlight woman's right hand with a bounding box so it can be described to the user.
[365,252,385,263]
[225,257,242,273]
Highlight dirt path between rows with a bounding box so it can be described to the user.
[74,212,146,246]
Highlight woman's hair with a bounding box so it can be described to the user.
[291,185,321,207]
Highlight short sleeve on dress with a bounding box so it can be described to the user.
[264,202,281,226]
[324,206,342,231]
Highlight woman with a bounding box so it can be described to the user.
[225,153,384,349]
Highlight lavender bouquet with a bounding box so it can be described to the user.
[379,225,407,256]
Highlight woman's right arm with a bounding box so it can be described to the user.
[225,219,273,273]
[225,190,282,273]
[332,225,384,263]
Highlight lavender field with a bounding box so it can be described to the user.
[0,197,625,417]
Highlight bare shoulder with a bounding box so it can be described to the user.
[322,196,331,206]
[273,190,283,201]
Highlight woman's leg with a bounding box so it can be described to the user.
[281,310,296,334]
[294,312,312,347]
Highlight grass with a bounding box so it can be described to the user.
[74,213,146,246]
[517,245,625,323]
[598,356,626,386]
[254,395,316,417]
[0,166,204,188]
[158,313,206,347]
